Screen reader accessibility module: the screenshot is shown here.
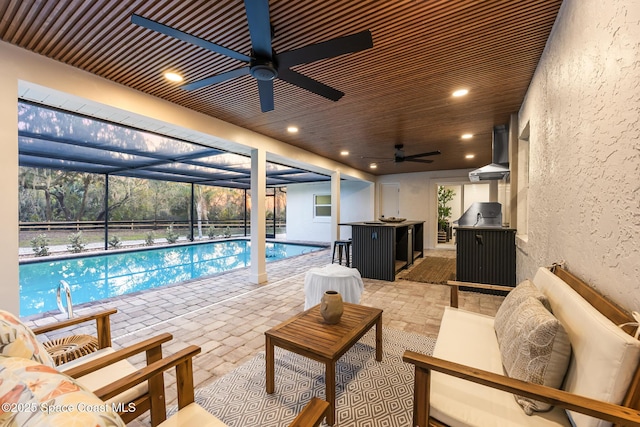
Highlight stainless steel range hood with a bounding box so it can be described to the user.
[469,124,510,182]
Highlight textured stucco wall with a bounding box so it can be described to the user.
[518,0,640,311]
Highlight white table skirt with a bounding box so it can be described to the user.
[304,264,364,310]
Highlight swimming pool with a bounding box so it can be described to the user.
[19,240,323,317]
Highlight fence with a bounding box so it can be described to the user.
[19,219,286,235]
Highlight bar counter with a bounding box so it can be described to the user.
[341,220,424,281]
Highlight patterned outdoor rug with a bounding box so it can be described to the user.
[402,256,456,284]
[185,328,436,426]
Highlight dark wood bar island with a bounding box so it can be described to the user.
[341,220,424,281]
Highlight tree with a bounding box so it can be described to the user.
[438,186,455,231]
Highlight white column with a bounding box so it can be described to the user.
[0,75,19,314]
[331,171,341,243]
[250,148,268,284]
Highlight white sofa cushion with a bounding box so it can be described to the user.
[498,296,572,414]
[430,307,571,427]
[532,267,640,427]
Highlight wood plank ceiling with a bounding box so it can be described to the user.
[0,0,563,176]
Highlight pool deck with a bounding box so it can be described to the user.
[24,247,504,426]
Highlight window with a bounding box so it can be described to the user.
[516,122,530,241]
[314,194,331,219]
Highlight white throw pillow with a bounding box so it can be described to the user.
[498,296,572,414]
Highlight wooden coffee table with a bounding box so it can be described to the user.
[265,303,383,426]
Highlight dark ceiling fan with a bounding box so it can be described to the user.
[363,144,442,164]
[131,0,373,112]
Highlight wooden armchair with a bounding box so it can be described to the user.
[403,267,640,427]
[96,344,330,426]
[402,352,640,426]
[31,308,172,425]
[31,307,117,350]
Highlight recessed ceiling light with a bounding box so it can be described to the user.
[465,154,475,159]
[340,150,349,156]
[461,133,473,139]
[164,71,183,82]
[369,163,377,169]
[452,89,469,97]
[287,126,299,133]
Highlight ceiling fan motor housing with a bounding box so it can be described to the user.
[250,58,278,81]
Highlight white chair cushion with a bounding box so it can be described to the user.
[59,347,148,406]
[160,403,228,427]
[532,267,640,427]
[430,307,571,427]
[498,297,572,414]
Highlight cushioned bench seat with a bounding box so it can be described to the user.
[431,307,571,426]
[404,266,640,427]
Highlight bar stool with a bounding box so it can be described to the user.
[332,240,352,267]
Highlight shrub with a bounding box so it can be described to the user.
[30,234,50,257]
[108,235,122,249]
[223,226,232,238]
[145,231,155,246]
[165,225,179,244]
[207,226,217,239]
[67,231,86,253]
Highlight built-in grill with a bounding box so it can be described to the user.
[455,202,503,228]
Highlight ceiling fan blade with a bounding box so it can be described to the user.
[278,69,344,101]
[181,67,251,91]
[257,79,275,112]
[244,0,272,58]
[277,30,373,68]
[406,158,434,164]
[368,159,395,165]
[402,150,442,161]
[361,156,393,160]
[131,14,250,62]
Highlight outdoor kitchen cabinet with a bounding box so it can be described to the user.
[455,226,516,287]
[343,221,424,281]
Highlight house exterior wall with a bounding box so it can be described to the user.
[376,169,473,248]
[286,180,374,243]
[517,0,640,310]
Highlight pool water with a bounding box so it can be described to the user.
[19,240,322,317]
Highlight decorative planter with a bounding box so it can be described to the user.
[320,290,344,324]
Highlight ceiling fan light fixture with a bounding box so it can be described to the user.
[369,163,377,169]
[287,126,299,133]
[461,133,473,139]
[452,88,469,97]
[465,154,475,159]
[340,150,349,156]
[163,71,183,82]
[250,60,278,81]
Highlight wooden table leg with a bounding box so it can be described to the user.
[266,335,275,394]
[375,315,383,361]
[325,360,336,426]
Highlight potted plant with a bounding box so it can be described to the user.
[437,186,455,242]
